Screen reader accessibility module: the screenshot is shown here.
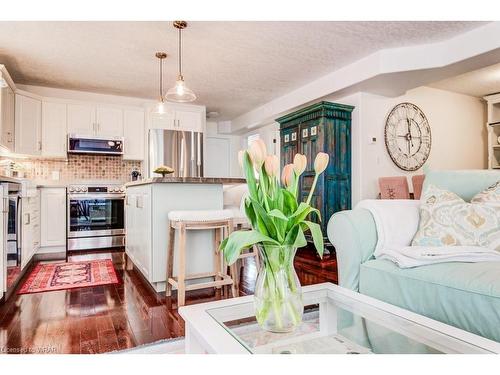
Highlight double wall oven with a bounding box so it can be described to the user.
[67,184,125,251]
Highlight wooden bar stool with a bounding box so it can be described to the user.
[166,209,237,307]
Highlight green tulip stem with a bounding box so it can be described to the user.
[306,173,319,205]
[259,165,271,211]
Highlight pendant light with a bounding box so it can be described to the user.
[165,21,197,103]
[153,52,168,115]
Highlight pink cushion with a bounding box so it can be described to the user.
[412,174,425,200]
[378,176,410,199]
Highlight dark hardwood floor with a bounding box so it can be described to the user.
[0,247,337,354]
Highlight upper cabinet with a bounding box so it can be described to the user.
[2,75,204,161]
[67,103,95,135]
[42,101,67,158]
[0,66,16,152]
[0,83,15,151]
[149,104,205,133]
[67,104,124,137]
[15,94,42,155]
[123,109,145,161]
[96,106,124,137]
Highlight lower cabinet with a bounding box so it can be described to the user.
[21,190,41,269]
[39,187,66,254]
[125,185,152,279]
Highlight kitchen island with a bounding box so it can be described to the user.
[125,177,246,292]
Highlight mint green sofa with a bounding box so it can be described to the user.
[327,170,500,343]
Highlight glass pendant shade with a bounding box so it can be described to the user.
[165,76,196,103]
[166,21,197,103]
[154,100,166,115]
[153,51,168,116]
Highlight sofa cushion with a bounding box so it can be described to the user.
[411,184,500,249]
[423,169,500,202]
[359,259,500,342]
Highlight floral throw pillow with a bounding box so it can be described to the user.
[411,182,500,250]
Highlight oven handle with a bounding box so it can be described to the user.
[68,194,125,200]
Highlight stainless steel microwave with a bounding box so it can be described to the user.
[67,134,124,155]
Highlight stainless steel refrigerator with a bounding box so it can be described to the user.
[148,129,204,178]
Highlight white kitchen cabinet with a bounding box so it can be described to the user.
[149,105,205,133]
[96,106,124,137]
[15,94,42,155]
[68,104,125,138]
[39,187,66,253]
[123,109,145,160]
[150,107,176,130]
[42,101,67,158]
[125,185,151,279]
[21,190,40,269]
[175,109,204,132]
[205,137,230,177]
[67,103,95,135]
[0,83,15,151]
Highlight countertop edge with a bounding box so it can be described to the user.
[125,177,246,187]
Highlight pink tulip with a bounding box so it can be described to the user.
[248,139,267,168]
[281,164,294,187]
[293,153,307,176]
[314,152,329,174]
[264,155,279,177]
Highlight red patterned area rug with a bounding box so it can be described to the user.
[18,259,120,294]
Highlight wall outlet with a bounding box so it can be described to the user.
[368,136,377,145]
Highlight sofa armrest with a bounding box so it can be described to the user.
[327,208,377,291]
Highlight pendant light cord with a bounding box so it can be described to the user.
[178,26,182,78]
[159,55,163,101]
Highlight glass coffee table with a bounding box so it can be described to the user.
[179,283,500,354]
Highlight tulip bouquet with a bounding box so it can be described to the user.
[220,139,329,332]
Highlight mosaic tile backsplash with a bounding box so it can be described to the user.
[2,154,142,183]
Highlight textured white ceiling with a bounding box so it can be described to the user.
[0,21,487,120]
[430,62,500,97]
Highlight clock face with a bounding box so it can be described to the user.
[384,102,431,171]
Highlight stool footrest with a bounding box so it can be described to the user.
[238,252,258,259]
[168,273,233,291]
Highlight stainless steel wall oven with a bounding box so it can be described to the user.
[67,184,125,251]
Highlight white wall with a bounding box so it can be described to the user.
[240,86,486,206]
[240,122,280,159]
[331,87,486,204]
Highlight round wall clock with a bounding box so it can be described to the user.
[384,102,431,171]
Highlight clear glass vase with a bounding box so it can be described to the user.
[253,244,303,333]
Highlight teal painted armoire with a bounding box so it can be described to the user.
[276,101,354,240]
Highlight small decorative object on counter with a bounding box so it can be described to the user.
[220,140,328,333]
[131,169,141,181]
[153,165,175,177]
